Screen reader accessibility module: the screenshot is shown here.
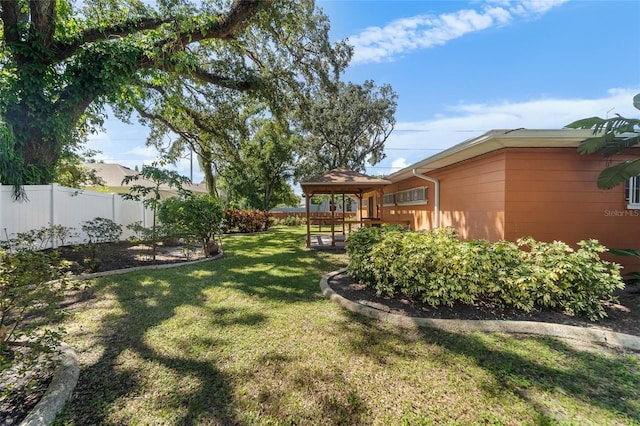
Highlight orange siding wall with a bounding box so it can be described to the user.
[381,151,507,240]
[504,147,640,273]
[431,150,507,240]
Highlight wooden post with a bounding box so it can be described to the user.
[341,193,346,236]
[330,192,335,246]
[305,191,311,248]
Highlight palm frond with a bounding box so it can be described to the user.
[597,159,640,189]
[609,248,640,257]
[601,133,640,156]
[565,116,606,131]
[577,133,610,155]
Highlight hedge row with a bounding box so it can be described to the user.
[224,209,271,233]
[346,226,624,321]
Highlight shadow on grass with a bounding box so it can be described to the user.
[57,272,255,424]
[341,311,640,424]
[55,227,348,425]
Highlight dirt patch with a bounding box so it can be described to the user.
[329,271,640,337]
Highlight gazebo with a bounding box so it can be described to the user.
[300,168,391,248]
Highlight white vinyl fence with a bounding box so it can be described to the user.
[0,183,153,247]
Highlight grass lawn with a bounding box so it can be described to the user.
[54,226,640,425]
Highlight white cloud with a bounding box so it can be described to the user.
[390,157,409,173]
[368,87,640,175]
[349,0,569,64]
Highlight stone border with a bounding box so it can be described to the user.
[321,268,640,352]
[20,342,79,426]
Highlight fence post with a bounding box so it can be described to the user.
[50,183,56,248]
[112,193,116,223]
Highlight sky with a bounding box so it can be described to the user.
[87,0,640,187]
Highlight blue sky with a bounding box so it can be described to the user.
[88,0,640,184]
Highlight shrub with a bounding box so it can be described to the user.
[81,217,122,244]
[517,238,624,320]
[1,249,71,373]
[275,215,306,226]
[2,224,78,251]
[223,209,272,233]
[346,227,624,320]
[126,221,177,245]
[81,217,123,270]
[160,195,225,257]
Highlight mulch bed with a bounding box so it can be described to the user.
[329,271,640,337]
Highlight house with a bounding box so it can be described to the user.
[81,163,208,199]
[362,129,640,273]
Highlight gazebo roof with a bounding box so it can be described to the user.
[300,167,391,196]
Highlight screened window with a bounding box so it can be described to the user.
[626,176,640,209]
[384,187,428,206]
[383,193,395,206]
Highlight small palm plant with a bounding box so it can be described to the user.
[566,94,640,189]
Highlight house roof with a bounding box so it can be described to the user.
[300,167,391,196]
[387,128,597,183]
[82,163,208,194]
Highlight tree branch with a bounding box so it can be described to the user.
[173,0,267,46]
[135,105,198,145]
[52,16,175,61]
[189,67,259,92]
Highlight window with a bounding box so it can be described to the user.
[383,193,395,206]
[626,176,640,209]
[383,187,428,206]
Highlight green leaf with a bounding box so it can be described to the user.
[597,159,640,189]
[566,116,606,130]
[601,134,640,156]
[609,248,640,257]
[577,134,609,155]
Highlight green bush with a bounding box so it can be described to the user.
[160,195,224,257]
[2,224,78,251]
[81,217,122,270]
[1,249,71,372]
[224,209,271,233]
[346,227,624,321]
[275,215,306,226]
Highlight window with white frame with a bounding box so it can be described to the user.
[626,176,640,209]
[384,187,428,206]
[383,193,395,206]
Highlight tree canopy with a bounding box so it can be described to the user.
[220,117,300,210]
[295,80,398,179]
[0,0,351,198]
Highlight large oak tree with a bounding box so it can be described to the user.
[128,0,350,197]
[0,0,349,197]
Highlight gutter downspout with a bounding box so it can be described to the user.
[412,169,440,228]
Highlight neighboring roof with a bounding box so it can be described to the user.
[300,167,391,195]
[82,163,207,194]
[387,128,597,183]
